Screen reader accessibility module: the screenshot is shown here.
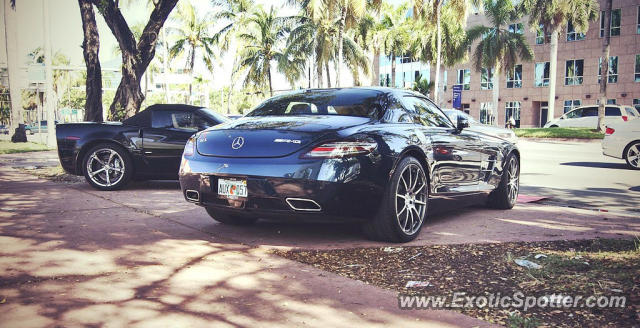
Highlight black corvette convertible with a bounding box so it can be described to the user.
[56,104,229,190]
[179,88,520,242]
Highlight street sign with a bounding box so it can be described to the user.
[452,85,462,109]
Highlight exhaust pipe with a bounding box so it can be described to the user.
[185,190,200,202]
[286,198,322,212]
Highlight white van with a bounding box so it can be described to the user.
[543,105,639,128]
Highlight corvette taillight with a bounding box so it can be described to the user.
[605,127,615,135]
[304,141,377,158]
[622,115,628,121]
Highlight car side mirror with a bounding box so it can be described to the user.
[560,116,565,120]
[456,117,469,131]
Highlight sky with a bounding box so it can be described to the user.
[0,0,304,91]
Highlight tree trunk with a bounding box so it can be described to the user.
[4,0,23,135]
[372,48,380,86]
[492,62,500,127]
[94,0,178,120]
[267,65,273,97]
[336,0,347,88]
[433,1,442,103]
[325,62,332,88]
[161,26,169,103]
[391,54,396,87]
[548,29,559,120]
[598,0,612,132]
[188,46,195,104]
[316,59,323,88]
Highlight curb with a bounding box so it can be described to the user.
[518,137,602,143]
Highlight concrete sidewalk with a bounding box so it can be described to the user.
[0,154,491,327]
[1,151,638,327]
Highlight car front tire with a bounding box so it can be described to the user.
[624,141,640,170]
[363,156,429,243]
[487,153,520,209]
[205,207,258,225]
[82,143,133,191]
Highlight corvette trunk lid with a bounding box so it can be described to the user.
[196,115,369,158]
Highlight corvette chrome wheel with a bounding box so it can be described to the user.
[86,148,125,187]
[395,163,428,235]
[626,142,640,169]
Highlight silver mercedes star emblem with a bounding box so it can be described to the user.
[231,136,245,149]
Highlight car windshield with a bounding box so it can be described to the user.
[246,89,383,119]
[199,108,230,123]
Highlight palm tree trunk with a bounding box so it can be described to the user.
[433,2,442,103]
[43,0,56,147]
[4,0,23,133]
[391,54,396,87]
[492,62,500,127]
[372,48,380,86]
[162,26,169,103]
[548,29,559,120]
[326,62,332,88]
[189,46,195,104]
[598,0,612,132]
[317,60,323,88]
[336,1,347,88]
[267,66,273,97]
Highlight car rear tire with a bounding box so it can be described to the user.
[82,143,133,191]
[624,141,640,170]
[205,207,258,225]
[487,153,520,209]
[363,156,429,243]
[549,125,558,128]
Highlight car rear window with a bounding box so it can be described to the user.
[246,90,383,118]
[605,107,621,116]
[625,107,637,117]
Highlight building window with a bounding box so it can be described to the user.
[506,65,522,88]
[633,99,640,111]
[567,20,585,41]
[598,56,618,84]
[480,102,495,125]
[508,23,523,34]
[505,101,521,128]
[635,54,640,82]
[611,8,621,36]
[535,62,550,87]
[565,59,584,85]
[455,69,470,90]
[536,24,545,44]
[600,11,605,37]
[563,99,582,113]
[637,6,640,34]
[607,99,616,105]
[443,70,448,91]
[481,68,493,90]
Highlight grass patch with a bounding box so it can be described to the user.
[19,165,83,183]
[276,239,639,327]
[0,140,51,154]
[514,128,604,139]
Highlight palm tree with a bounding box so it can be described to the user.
[4,0,23,133]
[466,0,534,125]
[522,0,598,121]
[413,0,476,103]
[169,0,218,104]
[412,73,434,96]
[237,7,303,96]
[376,2,411,88]
[411,2,468,99]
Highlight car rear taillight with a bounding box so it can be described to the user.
[183,137,195,156]
[622,116,628,121]
[304,141,377,158]
[605,127,615,135]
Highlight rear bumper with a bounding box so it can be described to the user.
[179,154,387,221]
[601,135,624,159]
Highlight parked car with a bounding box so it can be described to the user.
[227,115,243,120]
[179,88,520,242]
[0,125,9,135]
[602,119,640,170]
[443,109,517,142]
[26,120,59,134]
[543,105,639,128]
[56,104,229,190]
[23,124,34,135]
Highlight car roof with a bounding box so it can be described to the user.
[145,104,203,112]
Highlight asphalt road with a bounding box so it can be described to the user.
[518,139,640,215]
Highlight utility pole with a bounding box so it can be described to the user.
[43,0,56,147]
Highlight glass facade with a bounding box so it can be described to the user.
[565,59,584,85]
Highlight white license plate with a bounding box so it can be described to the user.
[217,178,247,198]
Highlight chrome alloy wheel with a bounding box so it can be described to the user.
[395,163,428,235]
[86,148,125,187]
[506,157,519,204]
[626,143,640,168]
